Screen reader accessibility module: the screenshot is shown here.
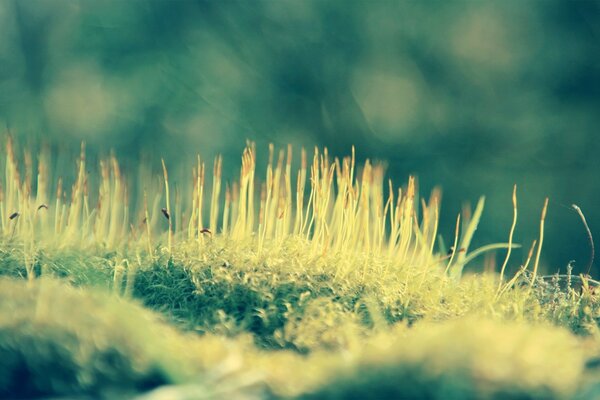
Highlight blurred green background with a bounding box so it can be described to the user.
[1,0,599,275]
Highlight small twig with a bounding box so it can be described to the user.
[572,204,595,277]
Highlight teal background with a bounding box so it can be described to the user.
[1,0,599,275]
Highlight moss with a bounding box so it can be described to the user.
[298,318,585,400]
[132,254,350,351]
[126,240,600,354]
[3,237,600,357]
[0,277,199,398]
[0,245,113,287]
[1,260,600,399]
[1,141,600,399]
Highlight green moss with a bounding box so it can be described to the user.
[3,236,597,357]
[299,318,586,400]
[125,240,600,353]
[132,255,353,351]
[0,277,199,398]
[2,261,600,399]
[0,244,113,287]
[0,142,599,399]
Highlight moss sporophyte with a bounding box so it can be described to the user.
[2,136,600,399]
[0,137,546,283]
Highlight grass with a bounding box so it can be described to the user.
[1,136,600,398]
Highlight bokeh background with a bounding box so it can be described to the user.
[1,0,599,275]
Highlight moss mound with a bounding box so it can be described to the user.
[298,318,586,400]
[1,273,600,399]
[133,255,366,352]
[128,239,600,354]
[0,245,113,287]
[0,277,198,398]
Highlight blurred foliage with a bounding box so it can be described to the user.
[0,278,193,398]
[0,274,597,399]
[1,0,599,273]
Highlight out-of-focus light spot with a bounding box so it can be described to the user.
[44,63,124,140]
[353,71,421,141]
[265,0,317,27]
[164,112,232,156]
[451,8,516,72]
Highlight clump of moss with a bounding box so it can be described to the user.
[1,138,600,399]
[3,228,600,359]
[0,276,597,400]
[0,244,114,286]
[296,318,586,400]
[530,273,600,336]
[0,277,199,398]
[132,250,362,351]
[127,237,600,353]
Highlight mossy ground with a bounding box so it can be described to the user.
[2,237,600,399]
[1,141,600,398]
